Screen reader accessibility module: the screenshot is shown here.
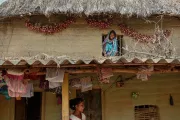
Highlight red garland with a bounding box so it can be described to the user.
[119,24,171,43]
[86,17,113,29]
[25,17,75,34]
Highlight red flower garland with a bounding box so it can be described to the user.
[25,17,75,34]
[119,24,171,43]
[86,16,113,29]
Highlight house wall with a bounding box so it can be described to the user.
[0,73,180,120]
[0,95,14,120]
[104,73,180,120]
[43,92,62,120]
[0,16,180,58]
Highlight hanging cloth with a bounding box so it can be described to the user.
[21,83,34,98]
[80,77,92,92]
[24,72,39,80]
[39,76,49,90]
[70,78,81,88]
[46,68,64,88]
[97,67,113,83]
[136,66,153,81]
[7,69,24,76]
[46,68,64,82]
[5,73,27,97]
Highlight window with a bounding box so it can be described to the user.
[135,105,160,120]
[102,31,123,57]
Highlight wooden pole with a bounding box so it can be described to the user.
[62,73,69,120]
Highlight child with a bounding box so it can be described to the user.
[103,30,118,57]
[70,98,86,120]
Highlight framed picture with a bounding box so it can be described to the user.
[102,30,123,57]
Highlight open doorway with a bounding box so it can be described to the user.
[76,89,102,120]
[15,92,42,120]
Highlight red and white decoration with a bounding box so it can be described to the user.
[25,17,75,34]
[86,16,113,29]
[119,24,171,43]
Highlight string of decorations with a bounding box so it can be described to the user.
[86,15,113,29]
[25,17,75,34]
[118,24,171,43]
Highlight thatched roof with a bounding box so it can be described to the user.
[0,0,180,17]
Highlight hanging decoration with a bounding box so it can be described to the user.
[86,15,113,29]
[118,23,171,43]
[122,16,176,59]
[25,17,75,34]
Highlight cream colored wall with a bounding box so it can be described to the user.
[104,73,180,120]
[1,17,180,57]
[43,92,62,120]
[0,95,15,120]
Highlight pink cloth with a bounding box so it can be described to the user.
[6,74,27,97]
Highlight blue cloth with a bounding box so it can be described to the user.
[0,80,11,100]
[103,33,118,57]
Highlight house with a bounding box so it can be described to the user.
[0,0,180,120]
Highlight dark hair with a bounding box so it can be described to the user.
[69,98,84,110]
[109,30,117,40]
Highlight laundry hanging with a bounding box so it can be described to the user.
[136,66,154,81]
[21,83,34,98]
[39,76,49,90]
[46,68,64,88]
[97,68,113,83]
[70,78,81,88]
[80,77,92,92]
[5,70,27,97]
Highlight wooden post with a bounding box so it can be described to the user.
[62,73,69,120]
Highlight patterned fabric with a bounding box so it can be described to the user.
[46,68,64,88]
[39,77,49,90]
[46,68,64,82]
[103,32,118,57]
[97,67,113,83]
[70,78,81,88]
[137,66,154,81]
[21,83,34,98]
[6,74,27,97]
[47,86,62,94]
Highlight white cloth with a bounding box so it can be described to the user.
[46,68,64,88]
[21,83,34,98]
[49,82,61,89]
[7,69,24,76]
[70,78,81,88]
[80,77,92,92]
[46,68,64,82]
[70,113,86,120]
